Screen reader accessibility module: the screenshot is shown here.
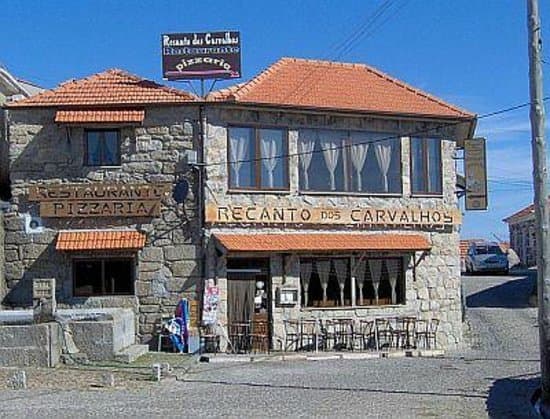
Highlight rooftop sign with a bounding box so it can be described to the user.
[161,31,241,80]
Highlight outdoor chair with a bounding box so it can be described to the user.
[282,319,300,351]
[332,318,354,350]
[414,319,429,349]
[228,322,251,354]
[321,319,337,351]
[299,319,319,351]
[199,324,220,354]
[426,319,440,349]
[250,320,270,353]
[375,317,393,350]
[355,319,376,350]
[156,314,173,352]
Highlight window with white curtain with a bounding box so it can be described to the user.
[411,137,442,195]
[298,129,401,194]
[300,256,405,308]
[228,126,288,190]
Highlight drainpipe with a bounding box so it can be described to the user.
[197,103,207,300]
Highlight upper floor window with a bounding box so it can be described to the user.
[228,126,288,190]
[85,130,120,166]
[298,129,401,194]
[411,137,442,195]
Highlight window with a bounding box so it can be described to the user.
[298,129,401,194]
[411,137,442,195]
[73,258,134,296]
[300,257,405,308]
[228,126,288,190]
[85,130,120,166]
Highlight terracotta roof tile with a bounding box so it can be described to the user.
[214,233,430,253]
[8,69,196,108]
[55,109,145,123]
[503,204,535,223]
[56,230,146,251]
[208,57,475,118]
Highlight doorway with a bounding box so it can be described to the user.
[227,257,271,352]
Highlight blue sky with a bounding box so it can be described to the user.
[1,0,548,240]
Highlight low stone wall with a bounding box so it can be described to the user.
[0,323,62,367]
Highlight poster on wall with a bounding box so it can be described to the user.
[161,31,241,80]
[202,280,220,325]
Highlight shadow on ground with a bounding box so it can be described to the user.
[486,374,539,418]
[466,273,536,309]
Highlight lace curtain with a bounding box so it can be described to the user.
[375,141,392,192]
[229,133,249,187]
[300,262,313,307]
[350,142,369,191]
[353,259,367,305]
[316,260,331,303]
[260,132,279,188]
[333,259,348,306]
[298,134,315,190]
[368,259,382,304]
[385,259,399,304]
[320,132,340,191]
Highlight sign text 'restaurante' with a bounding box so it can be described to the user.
[206,205,461,226]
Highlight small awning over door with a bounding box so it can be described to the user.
[56,230,146,251]
[214,233,431,253]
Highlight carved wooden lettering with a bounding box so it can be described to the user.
[206,205,461,226]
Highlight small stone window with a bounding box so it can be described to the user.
[85,129,121,166]
[73,258,134,297]
[300,257,405,308]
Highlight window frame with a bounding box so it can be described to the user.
[410,137,443,197]
[84,128,122,167]
[297,129,403,197]
[299,255,406,309]
[227,124,290,192]
[72,256,135,297]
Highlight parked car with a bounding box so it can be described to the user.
[465,241,509,275]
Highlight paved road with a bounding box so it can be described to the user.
[0,272,541,418]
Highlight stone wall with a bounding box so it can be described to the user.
[0,109,9,200]
[0,211,5,305]
[5,105,202,344]
[203,106,464,350]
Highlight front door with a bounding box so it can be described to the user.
[227,258,271,352]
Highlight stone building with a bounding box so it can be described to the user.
[2,69,202,344]
[202,58,476,351]
[2,57,477,351]
[503,203,537,267]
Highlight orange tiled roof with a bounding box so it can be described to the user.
[214,233,430,253]
[503,204,535,224]
[208,57,475,118]
[56,230,146,251]
[8,69,196,108]
[55,109,145,123]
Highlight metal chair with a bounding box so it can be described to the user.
[283,319,300,351]
[332,318,354,350]
[355,319,376,350]
[375,317,392,350]
[426,319,440,349]
[299,319,318,351]
[199,324,220,354]
[228,322,250,353]
[250,320,270,353]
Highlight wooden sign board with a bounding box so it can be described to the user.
[464,138,488,211]
[206,205,461,226]
[29,183,171,218]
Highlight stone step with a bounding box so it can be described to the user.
[114,344,149,363]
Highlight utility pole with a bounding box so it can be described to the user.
[527,0,550,414]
